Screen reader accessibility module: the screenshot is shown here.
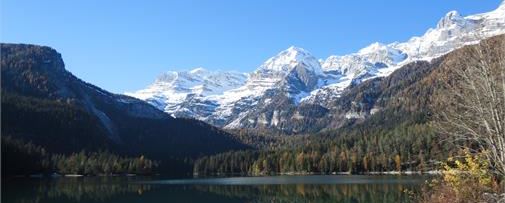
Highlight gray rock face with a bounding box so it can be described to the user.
[127,3,505,134]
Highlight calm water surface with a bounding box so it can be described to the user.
[2,175,425,203]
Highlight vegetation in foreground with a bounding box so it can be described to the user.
[417,152,504,203]
[418,36,505,202]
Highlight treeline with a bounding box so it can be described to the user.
[227,128,310,150]
[194,150,260,175]
[195,120,456,175]
[2,136,157,176]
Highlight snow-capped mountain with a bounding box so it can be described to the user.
[304,2,505,106]
[242,46,325,102]
[128,2,505,132]
[219,46,323,103]
[125,68,247,118]
[214,46,326,128]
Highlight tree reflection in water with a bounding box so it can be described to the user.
[193,183,415,203]
[2,176,420,203]
[3,177,156,203]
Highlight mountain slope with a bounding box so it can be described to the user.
[126,68,247,119]
[214,2,505,132]
[1,44,248,159]
[193,33,505,176]
[129,2,505,133]
[311,1,505,105]
[310,34,505,134]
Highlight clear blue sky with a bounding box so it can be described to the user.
[1,0,502,93]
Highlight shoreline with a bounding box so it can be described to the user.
[193,170,442,177]
[4,173,156,179]
[6,171,442,179]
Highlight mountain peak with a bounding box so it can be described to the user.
[437,10,466,28]
[276,46,313,62]
[358,42,387,54]
[285,46,309,54]
[189,67,207,74]
[130,4,505,133]
[256,46,322,75]
[154,67,209,83]
[495,0,505,13]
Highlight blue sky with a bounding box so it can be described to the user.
[1,0,502,93]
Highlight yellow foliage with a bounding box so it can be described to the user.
[441,150,493,197]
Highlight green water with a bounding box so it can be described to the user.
[2,175,425,203]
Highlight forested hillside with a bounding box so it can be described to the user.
[1,44,248,176]
[194,34,505,175]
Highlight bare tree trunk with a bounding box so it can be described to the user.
[434,35,505,177]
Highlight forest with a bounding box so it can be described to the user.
[1,136,157,176]
[0,43,246,177]
[194,111,457,175]
[1,33,504,203]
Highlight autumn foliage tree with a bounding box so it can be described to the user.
[434,35,505,177]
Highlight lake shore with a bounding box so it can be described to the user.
[4,173,156,179]
[194,170,442,177]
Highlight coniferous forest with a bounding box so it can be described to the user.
[2,136,157,176]
[2,2,505,203]
[1,36,502,179]
[194,113,454,175]
[0,43,246,177]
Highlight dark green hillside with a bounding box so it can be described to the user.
[1,43,248,176]
[2,93,114,153]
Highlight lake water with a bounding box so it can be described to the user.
[2,175,425,203]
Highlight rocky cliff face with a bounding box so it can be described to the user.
[128,2,505,134]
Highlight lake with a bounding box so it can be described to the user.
[2,175,426,203]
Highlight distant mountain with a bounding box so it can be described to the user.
[128,46,333,128]
[128,2,505,133]
[312,1,505,105]
[193,33,505,176]
[127,68,247,120]
[1,44,248,161]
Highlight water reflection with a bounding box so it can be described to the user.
[193,183,415,203]
[3,177,156,203]
[2,176,422,203]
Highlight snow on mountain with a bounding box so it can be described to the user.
[209,46,326,127]
[394,3,505,62]
[128,2,505,130]
[306,3,505,106]
[125,68,247,117]
[245,46,324,101]
[127,46,327,127]
[256,46,324,75]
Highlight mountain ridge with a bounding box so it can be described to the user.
[1,43,248,160]
[127,2,505,133]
